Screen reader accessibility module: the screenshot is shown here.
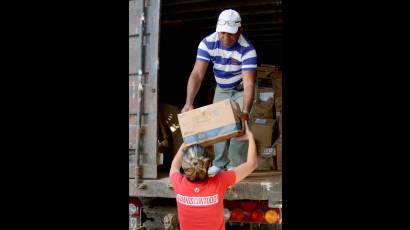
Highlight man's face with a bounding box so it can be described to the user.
[218,30,241,48]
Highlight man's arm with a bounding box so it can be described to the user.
[241,70,256,120]
[181,60,209,112]
[232,122,258,184]
[169,143,187,178]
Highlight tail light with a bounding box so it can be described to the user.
[225,200,282,225]
[129,203,139,216]
[129,197,142,217]
[264,209,279,224]
[250,209,265,222]
[129,197,143,229]
[230,208,245,221]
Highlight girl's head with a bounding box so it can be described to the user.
[181,144,213,182]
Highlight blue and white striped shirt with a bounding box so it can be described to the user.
[196,32,257,89]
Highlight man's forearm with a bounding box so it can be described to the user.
[243,84,255,113]
[185,74,202,106]
[241,70,256,113]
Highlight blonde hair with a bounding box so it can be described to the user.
[181,144,213,181]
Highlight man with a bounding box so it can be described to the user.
[181,9,257,176]
[169,122,257,230]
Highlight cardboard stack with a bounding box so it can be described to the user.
[270,67,282,171]
[254,87,275,119]
[251,118,275,147]
[256,64,278,79]
[271,70,282,113]
[251,117,276,171]
[177,99,242,147]
[274,112,282,171]
[274,136,282,171]
[251,65,280,171]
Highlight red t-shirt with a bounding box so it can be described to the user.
[170,171,236,230]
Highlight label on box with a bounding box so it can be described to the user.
[259,147,275,158]
[183,122,241,145]
[254,118,268,124]
[259,92,274,102]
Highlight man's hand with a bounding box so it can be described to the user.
[240,111,249,121]
[235,121,253,141]
[181,104,194,113]
[236,111,249,137]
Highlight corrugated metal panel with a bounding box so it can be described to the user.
[129,0,161,179]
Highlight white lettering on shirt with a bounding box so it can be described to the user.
[176,194,219,206]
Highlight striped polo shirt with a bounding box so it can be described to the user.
[196,32,257,89]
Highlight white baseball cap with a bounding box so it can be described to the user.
[216,9,242,34]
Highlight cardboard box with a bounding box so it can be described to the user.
[275,96,282,113]
[276,112,282,135]
[256,77,273,88]
[270,69,282,80]
[251,118,275,147]
[260,64,278,69]
[253,102,274,119]
[271,71,282,113]
[255,145,275,171]
[257,65,277,79]
[275,142,282,171]
[257,67,274,79]
[258,145,275,157]
[257,87,274,103]
[177,99,242,147]
[252,87,274,119]
[271,135,282,171]
[256,155,275,171]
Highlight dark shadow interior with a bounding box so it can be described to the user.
[158,0,282,108]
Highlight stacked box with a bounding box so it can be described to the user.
[271,70,282,113]
[274,137,282,171]
[251,118,276,147]
[256,64,278,79]
[253,87,274,119]
[252,67,277,171]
